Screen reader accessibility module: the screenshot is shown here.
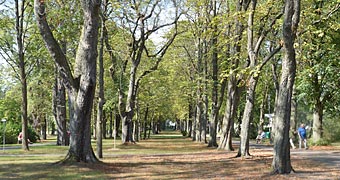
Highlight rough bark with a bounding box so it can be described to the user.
[54,42,69,146]
[35,0,101,163]
[272,0,300,174]
[208,0,219,148]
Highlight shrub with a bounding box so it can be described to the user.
[181,130,187,136]
[0,122,39,144]
[311,138,331,146]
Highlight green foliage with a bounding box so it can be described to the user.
[0,121,20,144]
[323,115,340,142]
[310,138,331,146]
[0,87,21,124]
[0,122,39,144]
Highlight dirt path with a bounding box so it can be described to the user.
[292,149,340,168]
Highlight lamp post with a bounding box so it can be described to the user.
[1,119,6,151]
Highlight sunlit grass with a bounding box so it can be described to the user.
[0,131,207,179]
[1,131,339,179]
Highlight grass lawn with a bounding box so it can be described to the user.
[0,131,339,179]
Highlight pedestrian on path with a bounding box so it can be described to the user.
[298,123,308,149]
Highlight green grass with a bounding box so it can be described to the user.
[3,131,339,179]
[0,131,211,179]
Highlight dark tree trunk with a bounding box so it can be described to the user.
[208,0,219,148]
[143,105,149,140]
[35,0,101,163]
[41,116,47,140]
[272,0,300,174]
[115,112,121,138]
[54,44,68,146]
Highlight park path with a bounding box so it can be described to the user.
[1,132,340,170]
[238,139,340,169]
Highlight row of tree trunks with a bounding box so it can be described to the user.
[218,0,246,151]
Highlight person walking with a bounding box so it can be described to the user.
[298,123,308,149]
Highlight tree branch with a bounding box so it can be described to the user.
[34,0,75,90]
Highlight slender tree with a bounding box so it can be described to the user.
[95,0,109,159]
[237,0,283,157]
[219,0,250,151]
[0,0,37,150]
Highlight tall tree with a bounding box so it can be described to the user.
[237,0,283,157]
[219,0,250,151]
[34,0,101,162]
[96,0,109,158]
[114,0,183,143]
[272,0,300,174]
[0,0,37,150]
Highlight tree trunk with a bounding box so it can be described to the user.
[54,42,68,146]
[143,105,149,140]
[238,76,258,157]
[237,0,282,157]
[259,87,268,132]
[208,0,219,148]
[35,0,101,163]
[312,100,323,142]
[272,0,300,174]
[102,111,107,139]
[93,102,97,139]
[290,90,297,134]
[15,0,29,151]
[218,0,248,151]
[109,110,113,138]
[121,64,137,143]
[96,4,106,157]
[237,0,257,157]
[115,112,121,138]
[42,116,47,140]
[219,76,239,151]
